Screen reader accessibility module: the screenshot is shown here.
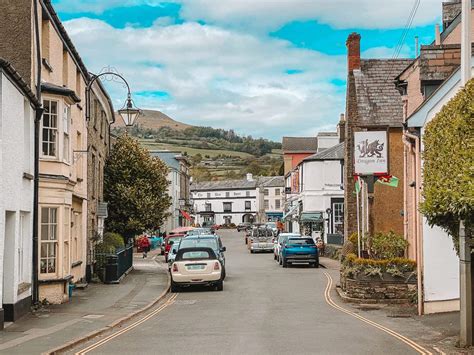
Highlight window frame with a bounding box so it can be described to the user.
[41,100,59,158]
[223,202,232,213]
[40,207,59,275]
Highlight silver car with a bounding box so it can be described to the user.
[167,241,180,270]
[249,227,275,253]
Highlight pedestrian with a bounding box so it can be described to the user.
[276,219,284,233]
[138,236,151,258]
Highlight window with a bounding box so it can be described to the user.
[333,202,344,234]
[245,201,251,210]
[42,100,58,157]
[205,203,212,212]
[100,110,105,137]
[91,153,96,198]
[207,193,211,198]
[223,202,232,213]
[63,207,70,274]
[18,213,29,282]
[246,191,250,197]
[275,188,280,196]
[264,200,269,209]
[63,105,70,163]
[264,189,269,196]
[226,192,230,197]
[275,199,281,209]
[40,207,58,274]
[224,216,232,224]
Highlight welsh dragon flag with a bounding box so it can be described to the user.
[354,175,361,194]
[376,174,399,187]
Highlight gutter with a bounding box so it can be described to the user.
[404,130,423,316]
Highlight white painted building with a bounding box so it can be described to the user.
[296,143,344,243]
[0,59,39,327]
[150,151,191,233]
[192,174,260,226]
[406,58,473,314]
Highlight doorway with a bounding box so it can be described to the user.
[3,212,16,307]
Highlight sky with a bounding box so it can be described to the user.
[52,0,442,140]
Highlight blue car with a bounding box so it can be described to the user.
[279,237,319,268]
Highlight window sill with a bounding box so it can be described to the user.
[40,156,59,162]
[23,172,34,181]
[39,275,73,284]
[71,260,82,268]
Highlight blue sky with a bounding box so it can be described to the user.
[52,0,441,140]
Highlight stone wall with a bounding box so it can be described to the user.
[341,275,416,303]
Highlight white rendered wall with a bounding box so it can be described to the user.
[0,73,34,308]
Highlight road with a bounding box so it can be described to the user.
[71,230,425,355]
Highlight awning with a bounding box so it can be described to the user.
[300,212,323,222]
[282,204,299,221]
[180,209,192,221]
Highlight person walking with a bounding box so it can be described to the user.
[138,236,151,258]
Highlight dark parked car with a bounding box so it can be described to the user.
[237,222,252,232]
[279,237,319,268]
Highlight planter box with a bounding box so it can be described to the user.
[340,271,417,303]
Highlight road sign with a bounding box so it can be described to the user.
[354,131,388,175]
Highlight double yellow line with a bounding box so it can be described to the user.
[323,272,432,355]
[75,293,179,355]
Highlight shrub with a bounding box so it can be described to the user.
[103,232,125,249]
[370,231,408,259]
[421,78,474,251]
[342,253,416,279]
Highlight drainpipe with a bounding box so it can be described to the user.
[404,131,423,316]
[32,0,43,305]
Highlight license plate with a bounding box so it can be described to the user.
[187,264,205,270]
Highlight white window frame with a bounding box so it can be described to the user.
[40,207,58,275]
[42,100,59,158]
[63,104,71,163]
[264,200,269,209]
[275,199,281,209]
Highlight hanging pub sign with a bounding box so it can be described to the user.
[353,131,388,175]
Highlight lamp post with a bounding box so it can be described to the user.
[85,70,140,128]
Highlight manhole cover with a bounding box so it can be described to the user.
[83,314,104,319]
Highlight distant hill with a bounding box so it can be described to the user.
[113,109,192,131]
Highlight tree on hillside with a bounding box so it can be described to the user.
[421,78,474,251]
[104,134,171,240]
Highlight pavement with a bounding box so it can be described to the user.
[65,229,458,355]
[0,249,169,354]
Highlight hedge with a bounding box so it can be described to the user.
[420,78,474,251]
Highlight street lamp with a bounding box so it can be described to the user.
[118,93,140,127]
[85,69,140,127]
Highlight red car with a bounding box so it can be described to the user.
[164,234,185,262]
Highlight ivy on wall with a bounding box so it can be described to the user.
[420,78,474,250]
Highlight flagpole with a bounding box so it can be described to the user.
[356,179,361,258]
[361,179,365,253]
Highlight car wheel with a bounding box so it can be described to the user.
[250,249,254,254]
[282,258,288,268]
[170,281,179,293]
[222,267,226,280]
[309,262,315,268]
[216,281,224,291]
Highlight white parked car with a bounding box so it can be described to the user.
[170,247,224,292]
[274,233,301,262]
[249,227,275,253]
[167,242,181,270]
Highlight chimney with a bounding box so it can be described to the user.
[435,24,441,45]
[246,173,253,182]
[337,113,346,143]
[346,32,361,72]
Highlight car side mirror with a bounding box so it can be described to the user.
[221,247,226,252]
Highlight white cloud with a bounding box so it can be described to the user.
[362,44,412,59]
[54,0,442,31]
[65,18,346,139]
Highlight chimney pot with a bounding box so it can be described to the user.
[435,24,441,45]
[346,32,361,72]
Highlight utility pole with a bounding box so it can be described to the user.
[459,0,472,347]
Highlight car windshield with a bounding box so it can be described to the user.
[266,222,276,227]
[168,237,181,245]
[180,238,218,250]
[181,251,212,260]
[287,238,315,246]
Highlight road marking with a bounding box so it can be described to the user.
[75,293,178,355]
[323,272,432,355]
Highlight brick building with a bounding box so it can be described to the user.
[343,32,411,240]
[282,137,318,175]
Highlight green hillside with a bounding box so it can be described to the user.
[111,110,283,181]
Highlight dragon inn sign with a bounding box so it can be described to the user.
[354,131,388,175]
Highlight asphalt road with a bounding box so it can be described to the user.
[72,230,420,355]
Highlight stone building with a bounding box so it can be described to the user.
[343,32,411,240]
[258,176,285,222]
[0,0,113,303]
[0,59,40,328]
[86,83,114,279]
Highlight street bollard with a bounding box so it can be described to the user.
[105,255,119,284]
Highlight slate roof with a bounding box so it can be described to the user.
[192,179,258,191]
[303,142,344,162]
[282,137,318,153]
[149,151,181,170]
[259,176,285,187]
[354,59,412,127]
